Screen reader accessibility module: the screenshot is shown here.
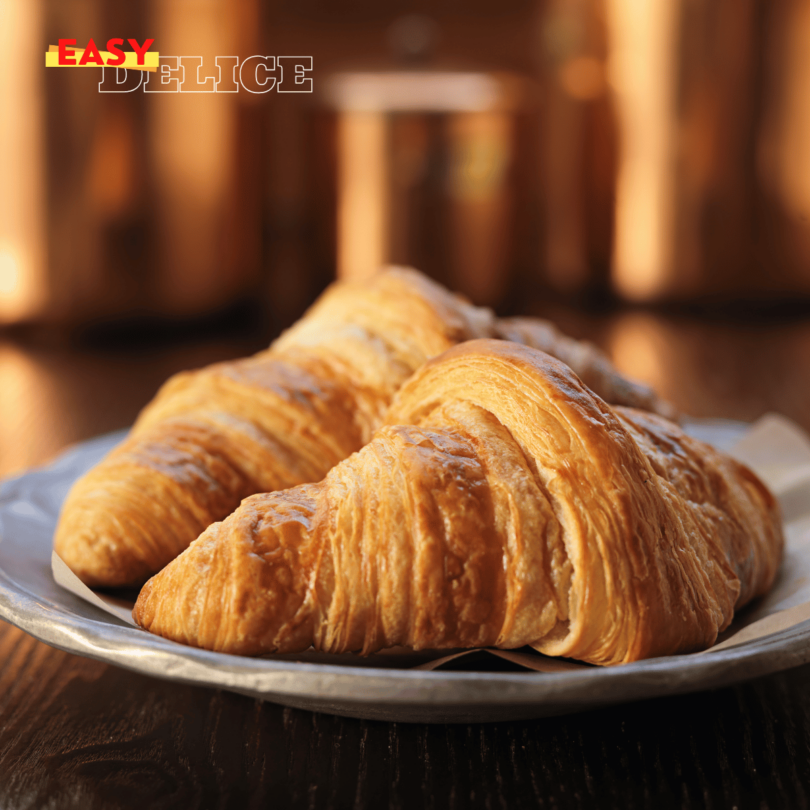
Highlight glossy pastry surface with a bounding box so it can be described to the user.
[133,341,782,665]
[54,269,489,586]
[55,268,674,588]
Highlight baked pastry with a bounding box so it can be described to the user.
[54,268,486,587]
[133,340,782,665]
[495,317,678,420]
[55,267,673,588]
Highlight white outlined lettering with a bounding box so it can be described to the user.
[144,56,182,93]
[214,56,239,92]
[239,55,276,94]
[277,56,314,93]
[178,56,216,93]
[98,67,144,93]
[95,55,313,93]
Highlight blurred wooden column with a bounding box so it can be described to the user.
[336,110,389,282]
[145,0,261,318]
[14,0,262,327]
[536,0,810,305]
[537,0,616,298]
[604,0,810,302]
[757,0,810,296]
[325,70,531,306]
[0,0,47,322]
[445,111,514,304]
[605,0,681,301]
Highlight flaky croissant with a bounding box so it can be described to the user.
[133,340,782,666]
[55,267,673,588]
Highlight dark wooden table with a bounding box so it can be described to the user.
[1,309,810,809]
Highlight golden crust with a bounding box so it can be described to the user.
[133,340,782,665]
[495,317,678,421]
[55,268,487,586]
[55,267,676,588]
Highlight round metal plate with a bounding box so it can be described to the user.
[1,428,808,724]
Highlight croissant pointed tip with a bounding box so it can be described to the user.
[131,577,155,629]
[55,521,155,589]
[131,532,217,647]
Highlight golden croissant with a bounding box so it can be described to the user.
[55,267,673,588]
[133,340,782,666]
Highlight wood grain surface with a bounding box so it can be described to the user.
[1,310,809,809]
[2,618,810,810]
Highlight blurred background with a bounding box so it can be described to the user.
[1,0,810,474]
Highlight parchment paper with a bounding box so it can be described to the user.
[51,413,810,673]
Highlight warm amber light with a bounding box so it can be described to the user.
[325,72,502,113]
[605,311,669,398]
[559,57,606,101]
[337,112,389,281]
[148,0,237,314]
[606,0,679,301]
[0,344,58,475]
[446,112,511,303]
[0,0,46,321]
[0,249,21,297]
[761,2,810,231]
[87,107,137,217]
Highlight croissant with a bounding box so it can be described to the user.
[133,340,782,666]
[494,317,678,421]
[55,267,673,588]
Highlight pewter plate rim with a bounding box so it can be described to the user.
[1,425,807,724]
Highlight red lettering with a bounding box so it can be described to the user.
[127,38,154,66]
[58,38,76,66]
[106,38,125,66]
[78,38,104,66]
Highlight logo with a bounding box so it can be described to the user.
[46,39,158,71]
[46,40,313,94]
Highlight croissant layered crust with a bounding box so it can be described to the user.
[54,269,493,586]
[133,341,782,665]
[55,267,674,588]
[494,317,678,421]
